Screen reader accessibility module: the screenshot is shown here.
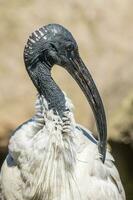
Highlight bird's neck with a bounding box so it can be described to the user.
[35,62,66,117]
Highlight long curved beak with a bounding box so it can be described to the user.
[67,55,107,163]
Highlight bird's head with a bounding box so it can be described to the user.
[24,24,107,162]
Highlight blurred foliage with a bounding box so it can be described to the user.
[110,94,133,144]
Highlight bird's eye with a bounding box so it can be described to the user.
[66,43,74,51]
[50,43,58,52]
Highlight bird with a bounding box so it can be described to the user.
[0,24,125,200]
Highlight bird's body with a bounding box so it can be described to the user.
[0,24,126,199]
[0,95,125,200]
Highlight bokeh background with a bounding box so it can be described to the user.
[0,0,133,199]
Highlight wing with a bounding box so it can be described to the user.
[75,124,126,200]
[0,95,45,200]
[76,123,97,145]
[0,155,23,200]
[0,96,126,200]
[0,176,5,200]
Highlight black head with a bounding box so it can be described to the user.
[24,24,107,163]
[24,24,78,69]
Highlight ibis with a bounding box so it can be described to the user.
[0,24,125,200]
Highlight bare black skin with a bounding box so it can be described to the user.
[24,24,107,163]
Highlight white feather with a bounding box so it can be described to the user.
[0,94,125,200]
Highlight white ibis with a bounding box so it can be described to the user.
[0,24,125,200]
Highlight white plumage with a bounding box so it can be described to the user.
[0,94,125,200]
